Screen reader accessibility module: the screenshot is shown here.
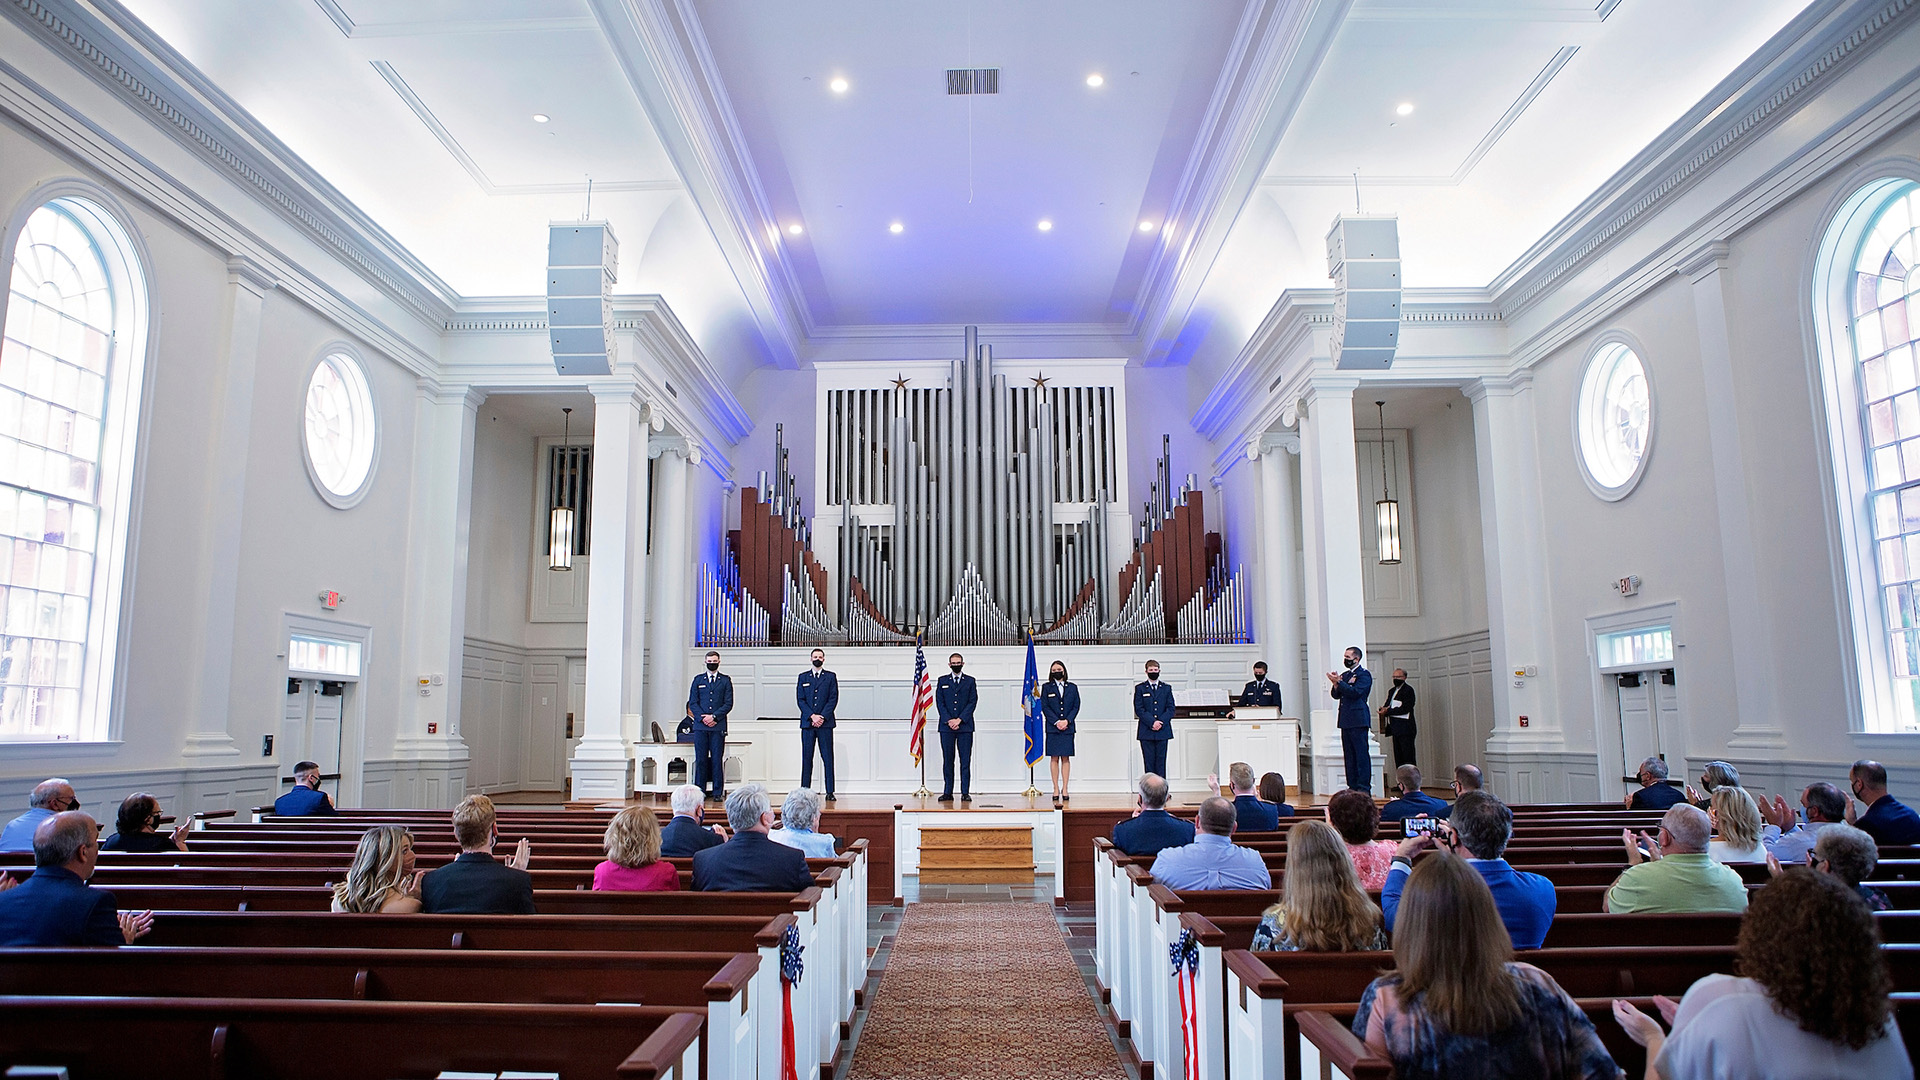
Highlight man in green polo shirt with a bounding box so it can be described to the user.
[1606,803,1749,914]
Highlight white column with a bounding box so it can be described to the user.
[1466,375,1563,774]
[1683,242,1786,749]
[572,387,652,798]
[1254,432,1302,722]
[1295,376,1374,793]
[643,436,697,739]
[181,257,274,761]
[392,382,483,805]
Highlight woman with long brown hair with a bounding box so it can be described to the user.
[1613,866,1910,1078]
[1251,819,1385,951]
[1354,852,1616,1078]
[331,826,423,913]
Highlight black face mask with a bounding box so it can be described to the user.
[1146,671,1159,682]
[706,662,720,672]
[812,659,823,668]
[1051,671,1065,681]
[950,665,963,674]
[1343,657,1358,670]
[1392,678,1405,686]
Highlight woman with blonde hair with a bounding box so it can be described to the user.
[1354,852,1617,1079]
[1251,819,1386,952]
[593,805,679,891]
[331,826,423,913]
[1707,786,1765,863]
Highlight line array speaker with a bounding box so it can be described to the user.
[548,221,618,376]
[1326,215,1401,370]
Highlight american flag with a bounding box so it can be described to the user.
[908,638,933,765]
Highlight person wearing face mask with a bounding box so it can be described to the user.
[935,654,977,802]
[796,649,839,801]
[1041,660,1080,804]
[1239,662,1280,709]
[1135,660,1176,780]
[1846,759,1920,844]
[688,651,734,803]
[1327,646,1374,793]
[1377,668,1417,770]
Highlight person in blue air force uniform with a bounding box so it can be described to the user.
[936,653,977,802]
[796,648,839,800]
[688,651,733,801]
[1135,659,1176,780]
[1042,659,1080,804]
[1239,661,1281,709]
[1327,646,1374,793]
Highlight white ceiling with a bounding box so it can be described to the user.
[113,0,1818,364]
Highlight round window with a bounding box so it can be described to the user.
[1576,340,1653,499]
[302,350,377,507]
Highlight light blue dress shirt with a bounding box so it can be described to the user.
[771,827,838,858]
[1148,833,1271,890]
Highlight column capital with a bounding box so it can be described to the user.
[1255,432,1301,458]
[1463,370,1534,404]
[414,378,485,411]
[1676,240,1732,284]
[225,256,278,296]
[648,434,701,465]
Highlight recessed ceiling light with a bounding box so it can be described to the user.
[1139,220,1156,232]
[888,221,904,234]
[787,223,804,236]
[532,113,550,123]
[1038,219,1053,232]
[830,77,849,94]
[1395,102,1414,116]
[1085,74,1104,88]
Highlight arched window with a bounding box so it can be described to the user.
[1815,176,1920,733]
[0,195,149,742]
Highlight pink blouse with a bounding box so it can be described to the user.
[592,859,681,892]
[1347,840,1398,891]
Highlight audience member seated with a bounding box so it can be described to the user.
[1384,791,1556,949]
[100,792,191,853]
[770,787,838,858]
[0,811,151,946]
[1379,765,1453,823]
[1624,757,1687,811]
[1758,781,1845,865]
[1220,761,1284,831]
[1614,867,1911,1079]
[420,794,534,914]
[1328,788,1398,890]
[1257,771,1291,811]
[592,806,679,892]
[1606,804,1747,914]
[1847,758,1920,844]
[1110,773,1196,858]
[272,761,336,817]
[660,784,727,857]
[1252,819,1387,952]
[1148,796,1270,891]
[331,825,423,913]
[1768,823,1892,912]
[692,784,815,893]
[1688,760,1741,809]
[1706,786,1766,864]
[0,778,78,853]
[1355,852,1618,1080]
[1451,763,1483,797]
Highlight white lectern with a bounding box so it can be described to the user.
[1215,707,1301,791]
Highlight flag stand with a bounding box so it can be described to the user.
[1023,765,1042,799]
[915,756,930,798]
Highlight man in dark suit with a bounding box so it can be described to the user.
[688,650,733,802]
[1379,765,1452,822]
[660,784,727,857]
[1849,759,1920,844]
[935,653,977,802]
[692,784,815,892]
[273,761,335,816]
[0,811,151,946]
[420,794,535,914]
[1326,646,1374,793]
[797,648,839,800]
[1377,669,1416,769]
[1625,757,1687,810]
[1238,662,1280,709]
[1111,773,1195,858]
[1219,761,1285,831]
[1135,659,1176,780]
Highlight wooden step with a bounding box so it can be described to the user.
[919,847,1036,869]
[919,826,1032,849]
[920,866,1036,884]
[918,826,1035,883]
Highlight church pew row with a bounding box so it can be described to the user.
[0,948,761,1080]
[0,996,704,1080]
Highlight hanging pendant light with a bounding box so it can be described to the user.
[1374,400,1402,565]
[549,407,576,571]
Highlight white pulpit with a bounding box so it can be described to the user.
[1215,707,1301,790]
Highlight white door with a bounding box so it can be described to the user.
[282,678,347,801]
[1614,672,1660,795]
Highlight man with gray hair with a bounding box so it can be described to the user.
[1625,757,1686,810]
[0,811,151,945]
[1110,773,1195,857]
[771,787,838,858]
[0,778,79,853]
[660,784,726,857]
[1605,804,1748,913]
[691,784,814,892]
[1757,781,1846,866]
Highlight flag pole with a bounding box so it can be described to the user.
[1025,763,1041,801]
[1022,628,1043,799]
[916,755,929,799]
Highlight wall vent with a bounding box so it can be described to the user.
[946,68,1000,95]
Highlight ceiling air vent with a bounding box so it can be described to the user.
[946,67,999,95]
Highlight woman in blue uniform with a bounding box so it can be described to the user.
[1042,659,1080,805]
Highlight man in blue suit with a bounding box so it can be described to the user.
[660,784,726,857]
[935,653,977,802]
[1135,659,1176,780]
[692,785,815,892]
[1381,792,1555,949]
[0,811,151,946]
[1111,774,1196,858]
[1379,765,1452,822]
[1326,646,1374,793]
[688,650,733,802]
[797,648,839,800]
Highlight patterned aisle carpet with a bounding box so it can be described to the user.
[846,902,1126,1080]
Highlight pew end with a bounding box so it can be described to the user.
[1294,1011,1391,1080]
